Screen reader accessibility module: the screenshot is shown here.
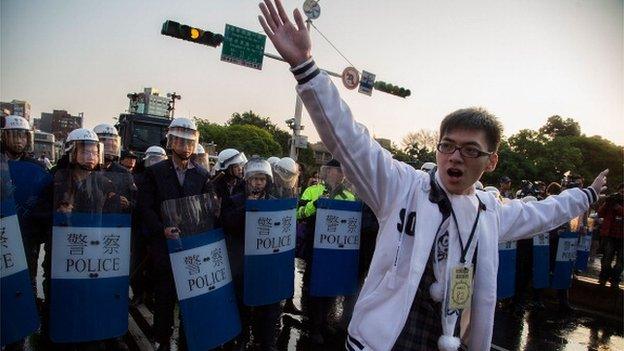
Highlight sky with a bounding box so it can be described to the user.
[1,0,622,148]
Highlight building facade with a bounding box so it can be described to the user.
[127,87,171,118]
[1,99,31,121]
[34,110,84,142]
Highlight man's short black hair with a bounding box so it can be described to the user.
[439,107,503,152]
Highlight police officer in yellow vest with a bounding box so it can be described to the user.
[297,159,356,344]
[298,159,355,219]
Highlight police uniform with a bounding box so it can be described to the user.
[138,158,212,347]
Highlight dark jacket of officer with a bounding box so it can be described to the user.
[138,158,212,247]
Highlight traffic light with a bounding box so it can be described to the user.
[374,81,411,98]
[161,20,224,47]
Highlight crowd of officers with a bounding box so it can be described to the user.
[0,115,379,351]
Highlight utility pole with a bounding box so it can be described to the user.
[167,92,182,119]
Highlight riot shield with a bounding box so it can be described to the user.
[162,193,240,351]
[244,195,297,306]
[575,219,593,271]
[1,157,40,346]
[551,229,578,289]
[310,198,363,297]
[496,240,516,299]
[49,170,134,342]
[532,232,550,289]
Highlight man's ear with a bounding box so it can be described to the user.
[484,152,498,173]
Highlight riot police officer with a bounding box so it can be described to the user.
[297,159,356,344]
[1,116,52,350]
[138,118,212,351]
[94,123,127,173]
[213,148,247,204]
[1,115,50,290]
[191,143,210,171]
[221,157,281,351]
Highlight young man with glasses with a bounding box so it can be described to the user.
[257,1,607,349]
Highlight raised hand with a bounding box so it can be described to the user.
[590,169,609,195]
[258,0,311,67]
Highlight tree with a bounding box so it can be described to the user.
[228,110,291,156]
[538,115,581,139]
[567,135,624,190]
[196,119,281,158]
[401,129,439,151]
[404,142,435,169]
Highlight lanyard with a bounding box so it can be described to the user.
[450,194,484,264]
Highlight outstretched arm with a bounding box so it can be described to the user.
[258,1,418,219]
[499,169,608,242]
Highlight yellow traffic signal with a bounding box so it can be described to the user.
[190,28,200,40]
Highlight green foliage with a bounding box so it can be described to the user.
[228,111,291,155]
[538,115,581,139]
[196,118,281,158]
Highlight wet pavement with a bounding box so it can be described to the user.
[24,250,624,350]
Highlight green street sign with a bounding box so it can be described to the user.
[220,24,266,70]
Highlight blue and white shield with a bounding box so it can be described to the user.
[163,194,240,351]
[244,198,297,306]
[574,233,592,272]
[551,230,578,289]
[497,240,516,299]
[532,232,550,289]
[49,171,133,342]
[1,159,40,346]
[8,159,52,214]
[310,198,362,297]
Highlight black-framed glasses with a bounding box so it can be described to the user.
[436,142,493,158]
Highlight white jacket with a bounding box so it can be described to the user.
[293,63,597,351]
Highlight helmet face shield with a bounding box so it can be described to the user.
[2,129,33,155]
[167,127,199,142]
[144,154,167,168]
[167,134,197,159]
[70,140,103,170]
[100,135,121,158]
[246,172,270,197]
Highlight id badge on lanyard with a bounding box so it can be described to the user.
[447,194,483,310]
[449,264,473,310]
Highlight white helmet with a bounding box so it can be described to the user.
[93,123,119,137]
[474,180,484,191]
[216,148,247,171]
[2,115,34,154]
[267,156,280,166]
[67,128,99,143]
[66,128,102,167]
[144,145,167,159]
[166,117,198,153]
[195,143,206,155]
[244,157,273,182]
[3,115,30,130]
[167,117,197,140]
[274,157,298,180]
[143,145,167,167]
[93,123,120,158]
[420,162,436,172]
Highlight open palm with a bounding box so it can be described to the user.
[258,0,311,67]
